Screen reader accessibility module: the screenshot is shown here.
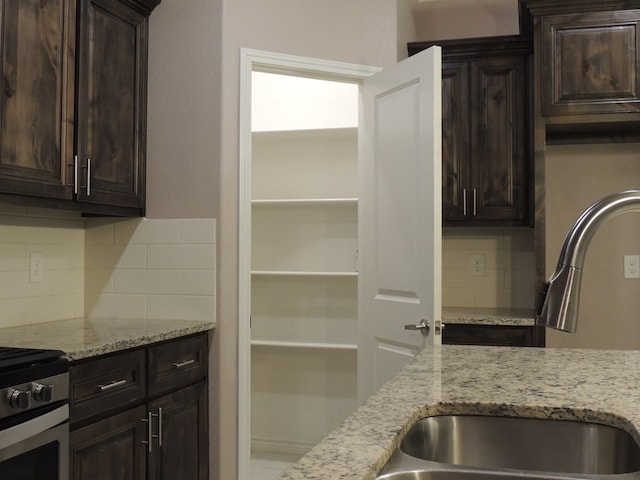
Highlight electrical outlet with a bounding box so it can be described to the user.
[29,252,44,283]
[470,254,485,277]
[624,255,640,279]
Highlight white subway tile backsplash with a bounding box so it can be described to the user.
[0,215,216,327]
[114,270,181,295]
[85,293,148,319]
[84,269,114,294]
[114,218,181,245]
[147,295,215,322]
[0,272,28,299]
[442,287,475,307]
[84,218,216,322]
[0,299,25,328]
[0,244,27,271]
[85,245,147,269]
[50,270,84,295]
[147,245,215,270]
[180,219,217,244]
[179,270,215,295]
[25,294,83,323]
[84,221,115,245]
[442,228,535,309]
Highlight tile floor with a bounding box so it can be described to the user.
[250,451,301,480]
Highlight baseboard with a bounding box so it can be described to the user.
[251,436,316,458]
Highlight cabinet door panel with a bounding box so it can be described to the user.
[542,11,640,116]
[0,0,75,199]
[471,57,527,222]
[442,62,470,221]
[70,406,147,480]
[76,0,146,209]
[148,382,208,480]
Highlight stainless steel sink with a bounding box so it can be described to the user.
[377,415,640,480]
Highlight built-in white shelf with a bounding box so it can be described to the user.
[251,270,357,277]
[252,198,357,206]
[251,340,357,350]
[251,100,359,451]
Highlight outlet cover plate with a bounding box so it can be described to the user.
[471,254,485,277]
[624,255,640,279]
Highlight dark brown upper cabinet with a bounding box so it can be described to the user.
[409,36,533,226]
[75,0,154,212]
[0,0,76,201]
[520,0,640,136]
[0,0,159,216]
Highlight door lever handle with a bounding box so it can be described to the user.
[404,319,430,336]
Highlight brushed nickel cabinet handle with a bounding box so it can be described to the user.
[172,359,195,369]
[473,188,477,216]
[463,189,467,216]
[73,155,78,194]
[157,407,163,447]
[141,411,153,452]
[98,379,127,391]
[86,158,91,196]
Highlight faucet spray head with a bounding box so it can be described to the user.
[536,264,582,333]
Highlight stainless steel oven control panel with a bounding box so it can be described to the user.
[0,373,69,417]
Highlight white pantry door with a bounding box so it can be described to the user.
[358,46,442,403]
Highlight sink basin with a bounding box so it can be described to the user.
[377,414,640,480]
[400,415,640,475]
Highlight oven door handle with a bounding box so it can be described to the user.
[0,404,68,451]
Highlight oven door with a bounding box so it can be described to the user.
[0,404,68,479]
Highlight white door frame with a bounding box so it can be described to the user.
[238,48,380,479]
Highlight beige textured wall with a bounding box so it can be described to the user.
[147,1,407,478]
[545,144,640,349]
[413,0,518,40]
[146,0,222,219]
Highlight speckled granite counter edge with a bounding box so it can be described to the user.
[443,308,536,326]
[0,318,215,361]
[63,321,215,361]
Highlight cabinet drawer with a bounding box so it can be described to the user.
[147,334,208,396]
[70,349,146,423]
[443,324,537,347]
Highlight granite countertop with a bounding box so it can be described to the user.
[442,307,536,326]
[278,345,640,480]
[0,317,215,361]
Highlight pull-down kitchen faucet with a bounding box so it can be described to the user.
[537,190,640,332]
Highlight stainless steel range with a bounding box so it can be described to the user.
[0,347,69,479]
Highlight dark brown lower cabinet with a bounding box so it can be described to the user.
[69,333,209,480]
[70,406,147,480]
[443,324,544,347]
[147,383,208,480]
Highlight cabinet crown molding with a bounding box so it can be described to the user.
[122,0,161,15]
[408,35,532,59]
